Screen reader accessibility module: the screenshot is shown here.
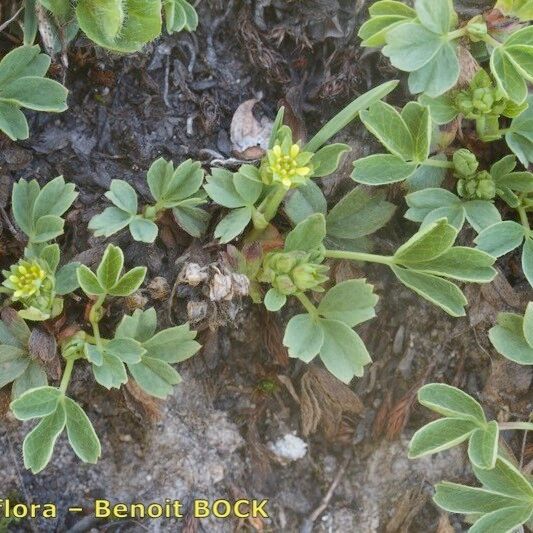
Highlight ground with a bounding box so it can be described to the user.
[0,1,532,532]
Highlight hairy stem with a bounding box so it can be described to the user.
[89,294,106,348]
[447,28,468,41]
[60,357,75,394]
[295,292,320,319]
[499,422,533,432]
[325,249,395,266]
[481,33,502,49]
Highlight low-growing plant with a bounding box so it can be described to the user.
[0,45,68,140]
[89,158,209,242]
[409,384,533,532]
[1,178,200,473]
[24,0,198,53]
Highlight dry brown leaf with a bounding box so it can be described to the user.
[230,99,273,159]
[300,366,364,437]
[28,327,61,380]
[122,380,162,422]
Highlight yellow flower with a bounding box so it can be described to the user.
[264,142,313,189]
[4,260,47,299]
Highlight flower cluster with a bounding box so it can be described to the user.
[262,142,313,190]
[454,73,508,120]
[2,259,58,320]
[258,251,328,296]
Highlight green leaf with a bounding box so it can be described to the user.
[0,77,68,112]
[12,179,39,236]
[417,383,486,424]
[55,263,81,295]
[143,324,200,363]
[85,343,103,366]
[310,144,351,177]
[524,302,533,348]
[233,165,263,205]
[522,236,533,287]
[406,247,497,283]
[109,266,147,297]
[391,266,467,316]
[318,280,378,327]
[96,244,123,290]
[76,265,105,295]
[326,188,395,239]
[284,180,327,225]
[76,0,162,53]
[405,188,461,222]
[468,421,499,470]
[214,206,253,244]
[64,397,101,464]
[204,168,246,208]
[285,213,326,253]
[408,42,460,97]
[401,102,431,162]
[463,201,502,233]
[264,288,286,311]
[415,0,453,34]
[304,80,399,152]
[489,312,533,364]
[469,506,533,533]
[506,96,533,166]
[10,386,63,420]
[352,154,417,185]
[93,353,127,389]
[40,244,60,272]
[23,402,66,473]
[418,94,458,125]
[473,457,533,499]
[115,308,157,343]
[475,221,525,257]
[0,102,29,140]
[0,309,31,345]
[283,314,324,363]
[32,215,64,243]
[383,23,443,72]
[106,337,145,364]
[434,483,524,514]
[360,101,414,160]
[32,176,77,220]
[172,204,210,238]
[105,179,138,214]
[12,361,47,399]
[0,45,42,85]
[394,220,457,264]
[128,356,182,399]
[88,206,134,237]
[408,418,477,458]
[0,346,29,388]
[318,319,372,383]
[129,217,158,243]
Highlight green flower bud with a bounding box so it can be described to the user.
[457,170,496,200]
[258,250,328,296]
[453,149,479,177]
[466,17,488,42]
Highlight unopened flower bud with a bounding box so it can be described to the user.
[453,149,479,177]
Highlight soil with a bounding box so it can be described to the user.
[0,1,532,532]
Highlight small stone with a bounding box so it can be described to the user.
[268,434,308,462]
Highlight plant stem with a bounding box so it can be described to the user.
[258,185,288,226]
[89,294,106,347]
[518,205,531,233]
[325,249,395,266]
[447,28,468,41]
[295,292,320,319]
[481,33,502,49]
[60,357,75,393]
[499,422,533,432]
[421,159,454,170]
